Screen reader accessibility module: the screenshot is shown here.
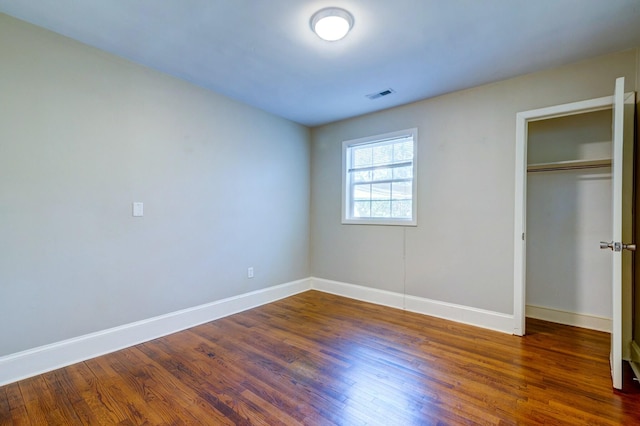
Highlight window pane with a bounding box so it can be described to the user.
[353,147,372,167]
[392,181,412,200]
[353,201,370,217]
[391,200,412,218]
[352,170,372,183]
[353,184,371,200]
[371,200,391,217]
[393,165,413,179]
[393,141,414,161]
[372,167,392,181]
[372,144,393,165]
[371,183,391,201]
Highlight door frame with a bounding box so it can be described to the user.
[512,95,614,336]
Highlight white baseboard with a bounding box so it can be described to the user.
[0,276,522,387]
[404,294,514,334]
[0,278,311,387]
[310,277,405,310]
[310,277,514,334]
[525,305,612,332]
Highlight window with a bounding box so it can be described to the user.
[342,128,417,225]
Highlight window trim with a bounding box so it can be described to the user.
[341,128,418,226]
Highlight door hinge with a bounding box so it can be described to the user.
[522,233,525,241]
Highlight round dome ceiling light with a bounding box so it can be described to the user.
[310,8,354,41]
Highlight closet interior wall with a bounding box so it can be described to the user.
[526,109,613,328]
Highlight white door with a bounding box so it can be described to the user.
[608,76,626,390]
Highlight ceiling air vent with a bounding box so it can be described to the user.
[366,88,395,100]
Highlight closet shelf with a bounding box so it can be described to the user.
[527,158,612,173]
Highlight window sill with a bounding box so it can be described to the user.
[341,218,417,226]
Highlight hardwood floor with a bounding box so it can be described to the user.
[2,290,640,425]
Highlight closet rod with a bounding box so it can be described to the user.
[527,159,612,173]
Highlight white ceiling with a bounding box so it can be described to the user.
[2,0,640,127]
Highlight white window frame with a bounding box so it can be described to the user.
[341,128,418,226]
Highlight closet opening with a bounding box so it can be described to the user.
[525,109,613,333]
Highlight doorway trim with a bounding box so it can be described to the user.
[513,95,614,336]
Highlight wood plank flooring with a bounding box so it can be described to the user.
[2,290,640,425]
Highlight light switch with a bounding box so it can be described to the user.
[132,202,144,217]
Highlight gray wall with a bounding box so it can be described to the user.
[311,49,638,315]
[0,14,310,356]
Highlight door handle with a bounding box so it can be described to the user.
[600,241,636,251]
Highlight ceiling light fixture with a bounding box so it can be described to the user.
[310,8,354,41]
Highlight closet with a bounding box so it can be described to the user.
[525,109,613,331]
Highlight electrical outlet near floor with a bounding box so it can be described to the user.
[247,267,254,278]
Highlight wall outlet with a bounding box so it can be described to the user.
[247,267,254,278]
